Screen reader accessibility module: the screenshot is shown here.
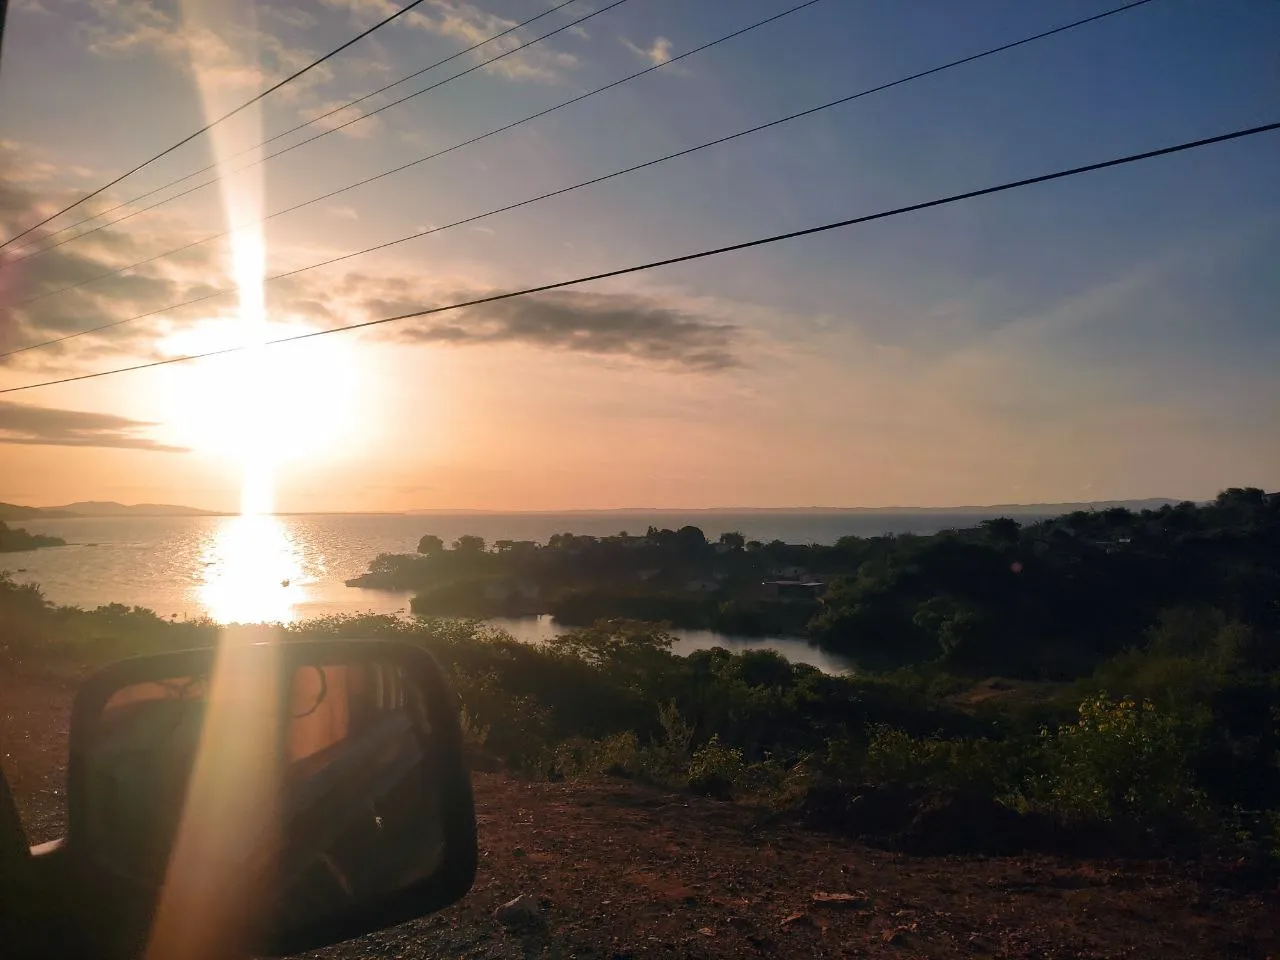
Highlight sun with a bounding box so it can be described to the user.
[154,317,362,465]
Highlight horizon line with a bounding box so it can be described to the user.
[7,496,1211,518]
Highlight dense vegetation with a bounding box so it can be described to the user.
[349,524,820,634]
[0,520,65,553]
[354,490,1279,676]
[3,488,1278,868]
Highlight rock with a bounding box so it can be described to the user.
[494,894,546,930]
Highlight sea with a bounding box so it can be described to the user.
[3,511,1042,675]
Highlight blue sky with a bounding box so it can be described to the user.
[0,0,1276,511]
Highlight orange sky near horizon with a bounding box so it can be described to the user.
[1,0,1277,513]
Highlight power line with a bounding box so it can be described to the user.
[5,0,823,310]
[5,0,584,258]
[0,0,435,251]
[5,0,632,266]
[2,120,1274,397]
[1,0,1157,357]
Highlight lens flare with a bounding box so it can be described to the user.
[146,4,284,958]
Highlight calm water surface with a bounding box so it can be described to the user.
[4,511,1016,673]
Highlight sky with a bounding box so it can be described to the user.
[0,0,1277,513]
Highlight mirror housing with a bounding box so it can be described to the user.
[64,639,476,957]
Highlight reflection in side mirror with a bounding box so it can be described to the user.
[67,640,476,957]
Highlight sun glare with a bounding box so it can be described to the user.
[149,0,358,518]
[198,512,308,624]
[158,319,360,468]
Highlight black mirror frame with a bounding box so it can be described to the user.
[65,639,477,956]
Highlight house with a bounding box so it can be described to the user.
[761,579,826,601]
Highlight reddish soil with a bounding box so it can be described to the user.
[3,673,1276,959]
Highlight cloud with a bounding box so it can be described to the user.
[388,289,741,371]
[0,142,741,375]
[81,0,336,98]
[0,400,187,451]
[301,100,384,138]
[262,5,318,30]
[321,0,581,82]
[0,147,239,358]
[621,35,672,67]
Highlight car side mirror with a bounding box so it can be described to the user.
[63,638,476,958]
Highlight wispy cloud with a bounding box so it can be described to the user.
[621,35,672,67]
[81,0,336,97]
[0,400,187,451]
[322,0,582,82]
[387,288,741,371]
[0,144,743,375]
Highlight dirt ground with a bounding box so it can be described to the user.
[3,672,1277,960]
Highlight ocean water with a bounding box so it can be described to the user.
[3,511,1020,673]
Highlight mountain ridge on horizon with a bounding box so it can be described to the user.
[0,501,225,520]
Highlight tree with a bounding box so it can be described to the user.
[453,535,486,554]
[718,531,746,551]
[646,526,676,549]
[675,525,708,554]
[417,534,444,555]
[979,517,1021,547]
[1101,507,1134,529]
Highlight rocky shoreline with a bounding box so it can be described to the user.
[0,521,66,554]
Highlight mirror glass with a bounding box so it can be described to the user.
[80,653,450,944]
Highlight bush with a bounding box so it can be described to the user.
[861,726,1027,798]
[687,735,745,797]
[1036,693,1206,826]
[449,668,553,769]
[863,725,950,786]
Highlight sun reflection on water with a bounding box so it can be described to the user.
[197,513,308,625]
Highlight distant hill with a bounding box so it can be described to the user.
[778,499,1187,517]
[0,501,221,519]
[409,500,1187,517]
[0,503,80,521]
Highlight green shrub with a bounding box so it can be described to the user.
[1036,693,1206,825]
[652,699,694,773]
[860,726,1028,797]
[687,735,746,797]
[450,668,553,769]
[593,731,646,778]
[863,725,949,786]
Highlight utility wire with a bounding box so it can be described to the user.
[5,0,632,265]
[4,0,822,304]
[2,120,1275,397]
[1,0,1157,356]
[5,0,584,258]
[0,0,435,251]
